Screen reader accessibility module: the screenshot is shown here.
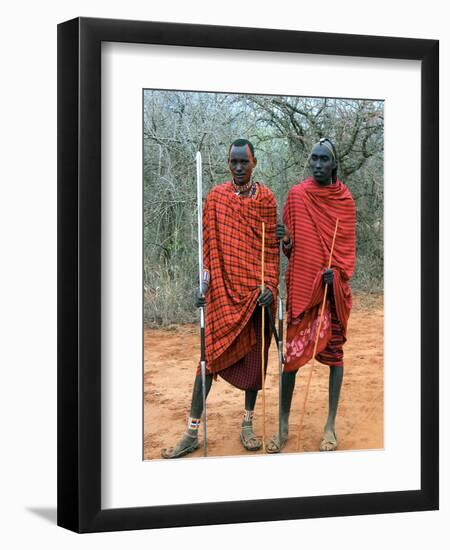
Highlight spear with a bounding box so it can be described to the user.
[297,218,339,451]
[196,151,207,457]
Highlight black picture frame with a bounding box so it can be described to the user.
[57,17,439,533]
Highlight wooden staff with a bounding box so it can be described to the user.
[277,234,284,454]
[260,221,266,452]
[296,218,339,451]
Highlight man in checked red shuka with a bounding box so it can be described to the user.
[267,138,356,454]
[162,139,279,459]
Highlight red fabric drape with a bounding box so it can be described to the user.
[202,182,279,372]
[283,177,356,371]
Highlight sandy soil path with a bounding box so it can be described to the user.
[144,294,383,460]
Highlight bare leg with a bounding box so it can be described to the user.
[240,389,261,451]
[266,370,297,452]
[189,373,213,418]
[320,366,344,451]
[161,374,213,458]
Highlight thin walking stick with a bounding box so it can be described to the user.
[277,229,284,453]
[296,218,339,451]
[260,222,266,452]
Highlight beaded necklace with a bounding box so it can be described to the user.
[231,179,257,198]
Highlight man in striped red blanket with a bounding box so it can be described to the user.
[162,139,279,459]
[267,138,356,453]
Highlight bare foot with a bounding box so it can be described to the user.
[265,432,288,454]
[240,421,262,451]
[320,430,338,451]
[161,431,199,459]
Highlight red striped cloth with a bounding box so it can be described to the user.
[218,307,272,390]
[316,299,345,367]
[201,181,279,374]
[283,177,356,371]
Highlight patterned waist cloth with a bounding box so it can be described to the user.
[217,307,272,391]
[285,299,345,372]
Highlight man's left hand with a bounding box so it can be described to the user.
[323,269,334,285]
[258,287,273,306]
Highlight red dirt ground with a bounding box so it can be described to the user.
[144,294,383,460]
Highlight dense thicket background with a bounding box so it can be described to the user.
[144,90,384,327]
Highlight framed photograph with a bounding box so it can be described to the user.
[57,17,438,532]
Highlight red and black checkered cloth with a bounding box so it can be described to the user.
[218,306,272,390]
[283,177,356,371]
[202,181,279,375]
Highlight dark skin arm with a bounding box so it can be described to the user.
[194,284,208,307]
[323,268,334,285]
[276,223,291,243]
[258,287,273,306]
